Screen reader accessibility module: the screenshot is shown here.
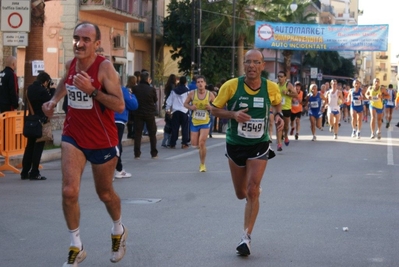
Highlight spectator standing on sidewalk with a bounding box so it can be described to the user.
[21,72,53,180]
[165,76,190,149]
[126,75,138,139]
[114,84,138,179]
[0,56,19,112]
[131,71,158,158]
[161,74,177,147]
[42,22,128,266]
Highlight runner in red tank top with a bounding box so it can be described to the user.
[42,22,127,266]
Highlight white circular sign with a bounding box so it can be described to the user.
[1,0,30,32]
[8,12,23,29]
[257,24,274,41]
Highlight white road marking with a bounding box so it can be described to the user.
[166,142,225,160]
[387,130,394,165]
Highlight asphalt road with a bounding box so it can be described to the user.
[1,112,399,267]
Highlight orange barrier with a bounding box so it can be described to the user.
[0,111,27,176]
[0,115,3,177]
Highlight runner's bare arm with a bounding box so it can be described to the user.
[92,60,124,113]
[184,91,195,110]
[42,60,70,117]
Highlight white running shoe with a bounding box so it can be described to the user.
[236,232,251,256]
[334,134,337,140]
[114,170,132,179]
[62,246,87,267]
[312,135,316,141]
[377,131,381,140]
[110,225,128,263]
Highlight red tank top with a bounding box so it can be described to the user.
[63,55,118,149]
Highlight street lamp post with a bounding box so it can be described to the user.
[231,0,236,78]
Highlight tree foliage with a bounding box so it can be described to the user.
[303,51,356,80]
[162,0,349,83]
[163,0,193,76]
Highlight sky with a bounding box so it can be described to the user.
[358,0,399,62]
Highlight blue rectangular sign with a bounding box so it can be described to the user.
[255,22,389,51]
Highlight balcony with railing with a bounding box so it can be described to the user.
[80,0,145,23]
[131,15,163,37]
[376,54,389,60]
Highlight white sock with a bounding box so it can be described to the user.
[112,218,123,235]
[69,228,82,249]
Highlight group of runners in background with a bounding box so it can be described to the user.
[272,76,399,145]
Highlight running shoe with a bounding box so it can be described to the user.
[110,225,128,263]
[290,127,295,135]
[334,134,337,140]
[199,164,207,172]
[370,134,375,139]
[284,137,290,146]
[356,131,360,139]
[377,131,381,140]
[236,232,251,256]
[351,130,356,138]
[277,144,282,151]
[114,170,132,179]
[329,126,333,132]
[386,122,390,129]
[312,135,316,141]
[63,246,87,267]
[295,133,299,140]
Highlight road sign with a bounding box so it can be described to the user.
[1,0,31,32]
[2,32,28,46]
[317,73,323,81]
[310,68,317,79]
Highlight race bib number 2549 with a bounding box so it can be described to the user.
[237,119,264,139]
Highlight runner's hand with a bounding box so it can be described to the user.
[275,115,284,131]
[234,108,251,123]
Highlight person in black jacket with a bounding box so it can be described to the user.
[0,56,19,112]
[131,71,158,158]
[21,72,53,180]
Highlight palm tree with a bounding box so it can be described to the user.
[24,1,46,89]
[277,1,317,79]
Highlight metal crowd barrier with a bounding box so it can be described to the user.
[0,111,27,177]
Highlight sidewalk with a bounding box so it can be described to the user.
[1,118,166,168]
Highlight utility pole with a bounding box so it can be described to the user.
[231,0,236,78]
[191,0,196,78]
[151,0,157,82]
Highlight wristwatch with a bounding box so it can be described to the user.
[274,112,284,119]
[90,89,98,98]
